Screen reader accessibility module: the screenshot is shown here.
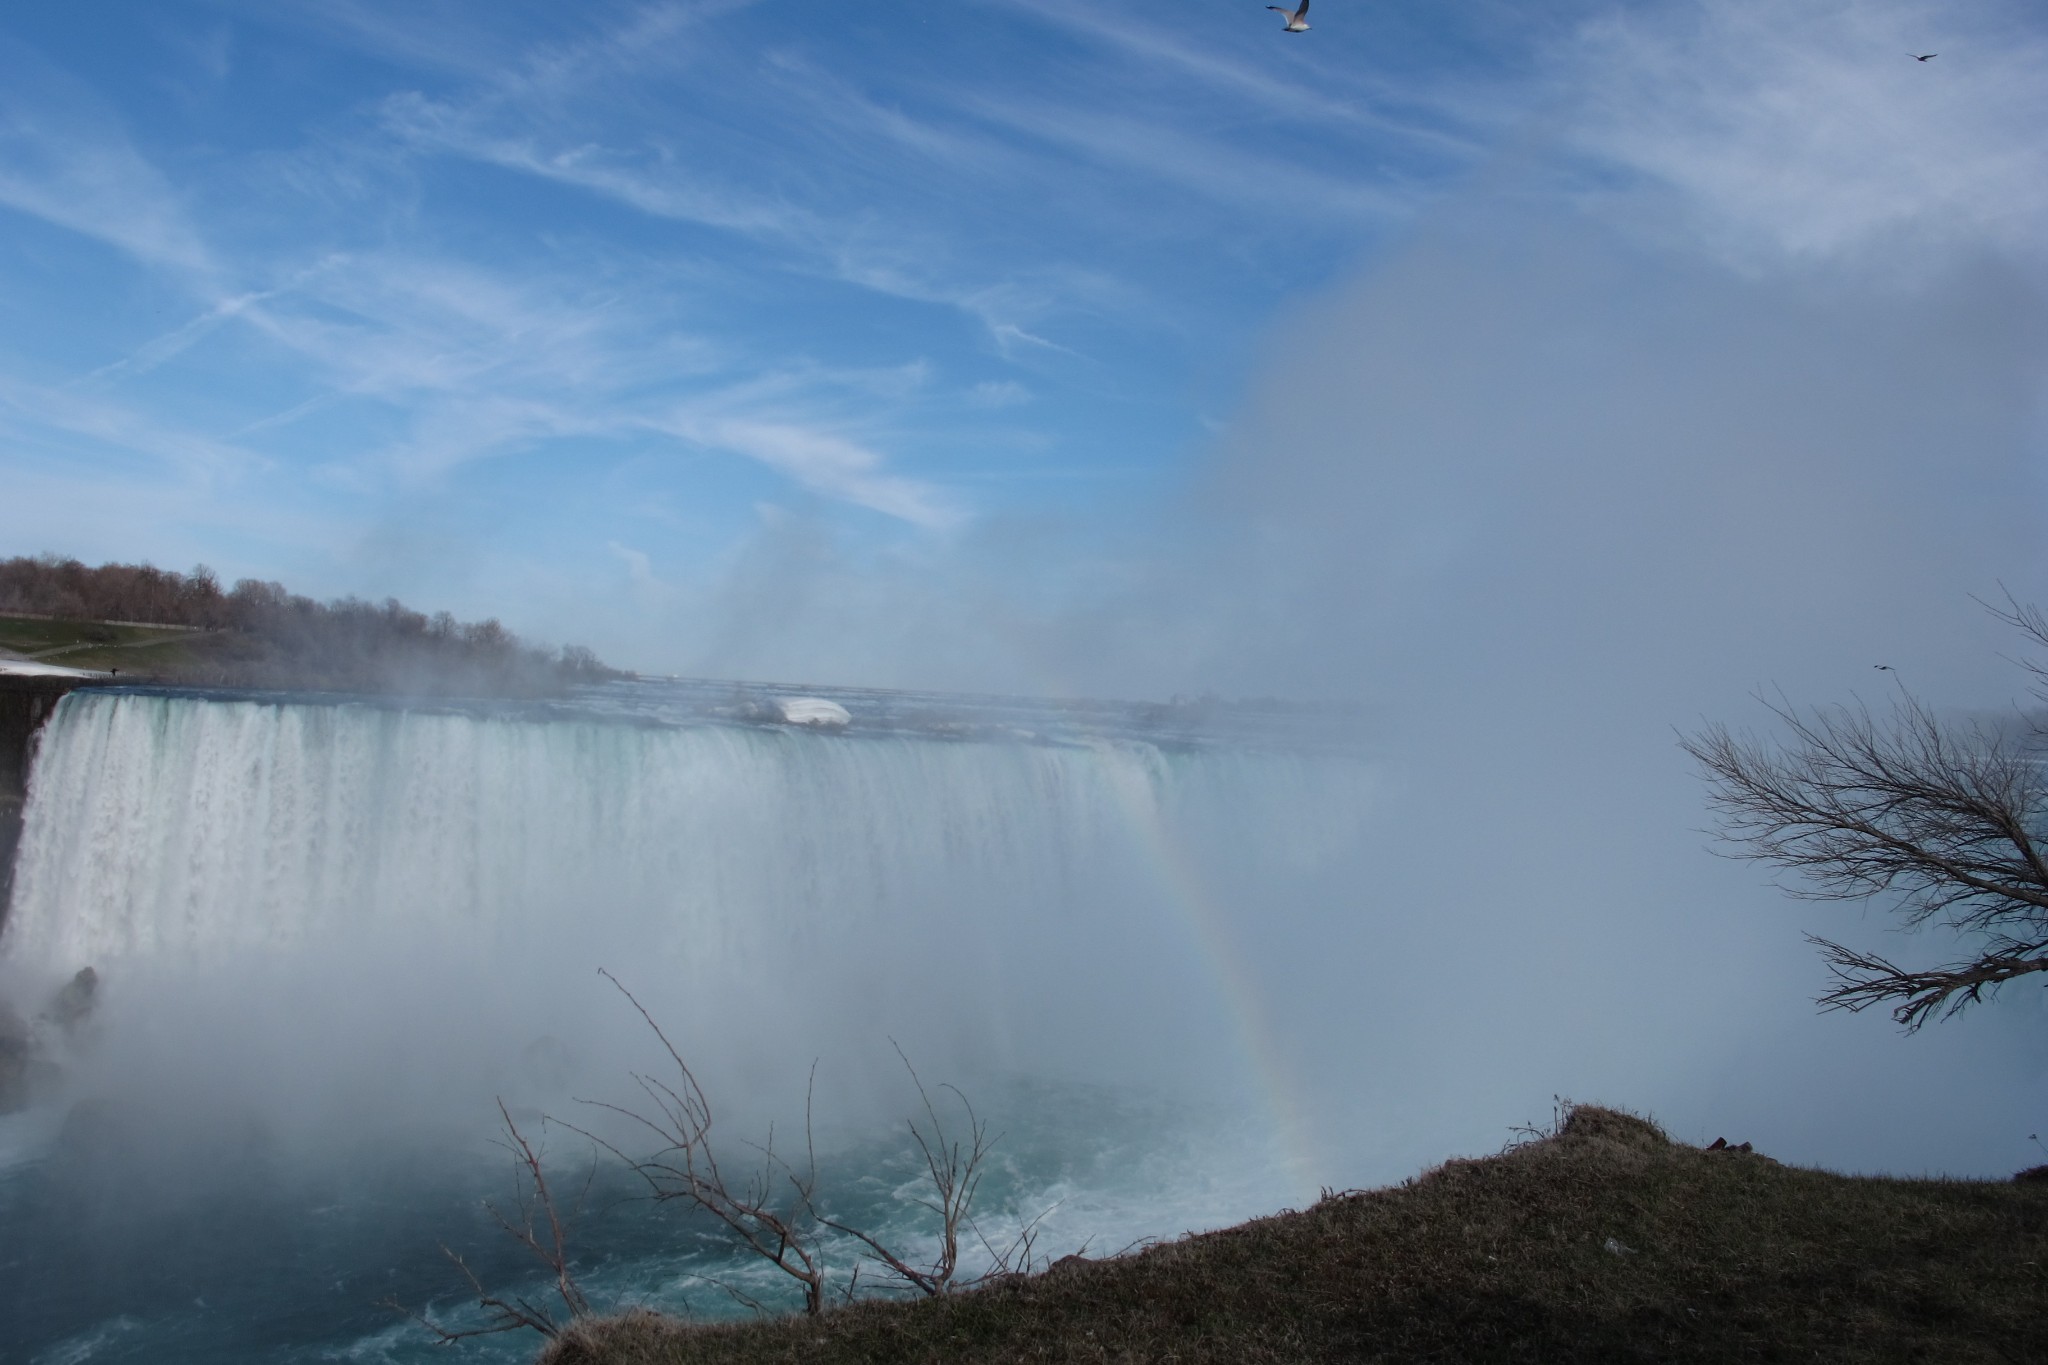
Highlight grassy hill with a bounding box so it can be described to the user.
[0,615,222,677]
[540,1106,2047,1365]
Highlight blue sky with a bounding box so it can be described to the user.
[2,0,2045,682]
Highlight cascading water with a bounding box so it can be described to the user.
[0,685,1377,1363]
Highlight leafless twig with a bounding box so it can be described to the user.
[574,969,831,1314]
[387,1100,592,1341]
[579,972,1030,1310]
[1684,601,2048,1029]
[811,1040,999,1296]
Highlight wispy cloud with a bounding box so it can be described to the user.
[380,92,807,239]
[1556,0,2048,266]
[983,0,1484,157]
[356,3,1213,353]
[0,35,215,274]
[246,0,591,83]
[144,244,968,525]
[965,96,1407,225]
[80,289,281,384]
[968,380,1032,409]
[231,251,666,403]
[661,416,965,530]
[608,539,662,589]
[0,374,264,481]
[378,87,1087,353]
[0,0,1564,599]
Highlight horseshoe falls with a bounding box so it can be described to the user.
[0,684,1378,1364]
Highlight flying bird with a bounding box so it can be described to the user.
[1912,52,1937,61]
[1874,664,1895,671]
[1267,1,1310,33]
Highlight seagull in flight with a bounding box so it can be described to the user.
[1912,52,1937,60]
[1267,0,1311,32]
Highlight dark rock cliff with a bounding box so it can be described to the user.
[0,677,100,921]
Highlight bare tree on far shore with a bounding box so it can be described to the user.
[1684,597,2048,1030]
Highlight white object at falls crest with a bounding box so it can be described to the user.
[777,697,851,728]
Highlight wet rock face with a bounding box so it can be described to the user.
[46,967,97,1033]
[1,677,91,917]
[0,999,30,1113]
[0,967,102,1113]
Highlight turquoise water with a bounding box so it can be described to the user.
[1,1077,1277,1364]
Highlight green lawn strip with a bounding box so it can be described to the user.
[539,1107,2048,1365]
[30,636,235,676]
[0,617,203,657]
[0,620,264,681]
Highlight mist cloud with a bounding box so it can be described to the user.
[601,0,2048,1178]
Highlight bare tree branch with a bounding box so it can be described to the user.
[399,972,1058,1343]
[1684,606,2048,1029]
[387,1101,592,1342]
[1808,932,2048,1029]
[811,1040,999,1297]
[581,971,1032,1311]
[969,1196,1060,1284]
[582,969,830,1314]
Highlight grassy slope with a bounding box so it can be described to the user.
[42,632,278,681]
[0,617,210,670]
[0,616,296,681]
[542,1107,2047,1365]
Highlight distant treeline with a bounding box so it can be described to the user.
[0,555,619,696]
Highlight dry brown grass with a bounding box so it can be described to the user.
[538,1104,2048,1365]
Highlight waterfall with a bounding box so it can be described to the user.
[2,689,1377,1155]
[0,688,1387,1357]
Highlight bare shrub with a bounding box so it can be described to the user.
[398,971,1049,1343]
[572,970,1038,1314]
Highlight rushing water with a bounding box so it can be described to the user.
[0,682,1376,1363]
